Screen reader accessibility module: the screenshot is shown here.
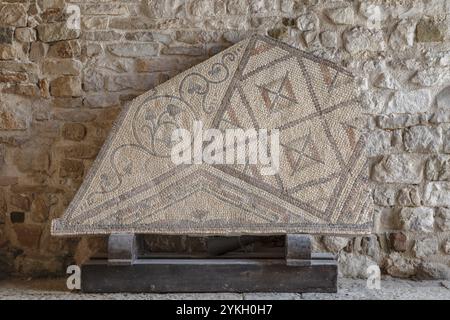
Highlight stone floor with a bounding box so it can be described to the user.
[0,277,449,300]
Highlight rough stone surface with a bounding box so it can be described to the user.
[325,7,354,25]
[413,238,439,258]
[50,76,82,97]
[390,232,407,252]
[399,207,434,233]
[404,126,442,153]
[372,154,424,184]
[416,18,445,42]
[15,28,36,43]
[424,182,450,206]
[0,3,27,27]
[436,86,450,109]
[343,27,385,54]
[0,27,13,44]
[386,89,431,114]
[107,43,159,57]
[436,208,450,231]
[322,236,350,253]
[338,252,377,279]
[389,20,416,50]
[385,252,417,278]
[37,23,80,43]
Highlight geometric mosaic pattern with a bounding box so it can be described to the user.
[52,35,373,236]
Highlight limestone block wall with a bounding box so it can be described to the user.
[0,0,450,279]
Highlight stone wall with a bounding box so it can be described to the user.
[0,0,450,280]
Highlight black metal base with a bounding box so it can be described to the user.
[81,253,337,293]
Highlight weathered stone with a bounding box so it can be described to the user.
[10,194,30,211]
[83,94,120,108]
[436,208,450,231]
[47,40,81,58]
[443,126,450,153]
[62,144,99,159]
[14,147,50,173]
[124,31,154,42]
[0,27,13,44]
[397,187,421,207]
[39,79,50,98]
[389,232,407,252]
[416,262,450,280]
[13,224,42,249]
[373,186,396,206]
[14,254,63,276]
[0,61,39,74]
[399,207,434,232]
[385,252,416,278]
[53,108,97,122]
[404,125,442,153]
[366,130,392,156]
[423,182,450,206]
[82,67,105,92]
[319,30,337,48]
[136,57,200,73]
[413,237,438,258]
[411,68,450,87]
[3,84,40,97]
[29,42,48,61]
[10,211,24,224]
[0,176,18,186]
[0,70,27,83]
[325,7,354,25]
[297,12,318,31]
[338,252,376,279]
[31,195,50,223]
[436,86,450,109]
[444,240,450,254]
[14,27,36,43]
[389,20,416,50]
[40,7,65,23]
[425,155,450,180]
[61,123,86,141]
[343,27,385,54]
[161,46,204,56]
[145,0,186,18]
[50,76,82,97]
[226,0,248,15]
[0,3,27,27]
[83,30,123,42]
[83,3,128,16]
[59,159,84,180]
[107,43,159,57]
[0,44,16,60]
[377,114,421,129]
[81,16,109,30]
[37,22,80,42]
[85,43,103,57]
[108,17,155,30]
[373,72,400,90]
[360,235,381,259]
[0,101,29,131]
[43,59,82,76]
[105,74,159,92]
[372,154,424,184]
[416,18,445,42]
[386,89,431,114]
[322,236,349,253]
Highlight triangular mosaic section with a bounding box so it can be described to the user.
[52,35,373,236]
